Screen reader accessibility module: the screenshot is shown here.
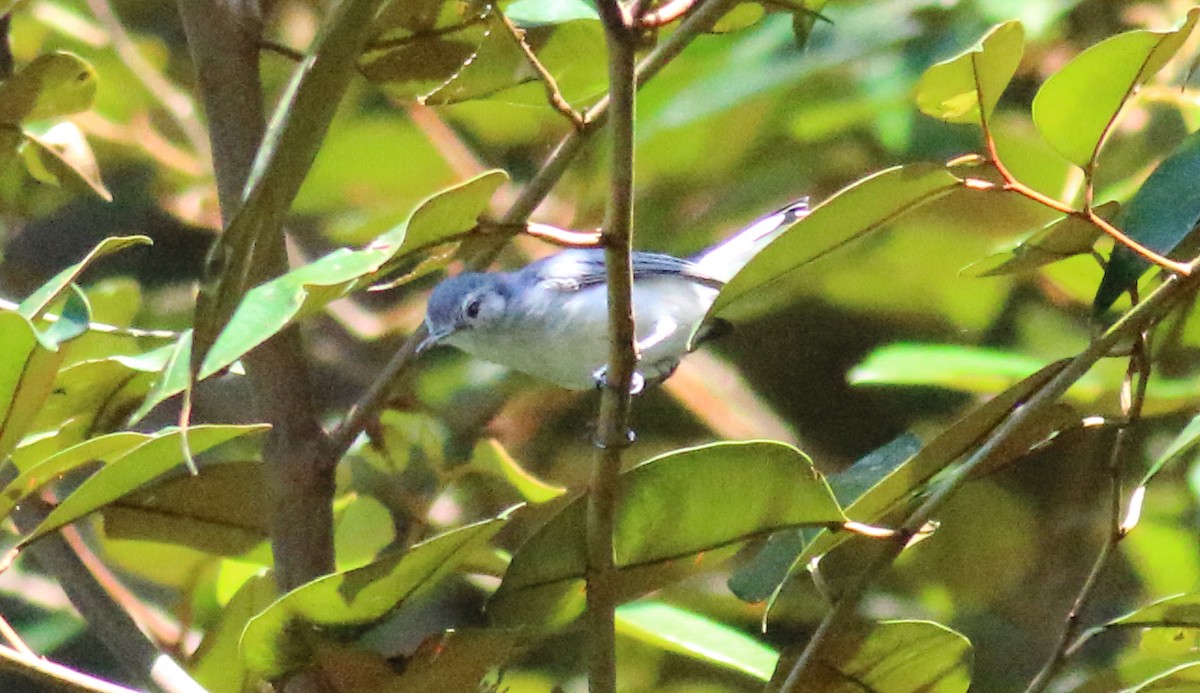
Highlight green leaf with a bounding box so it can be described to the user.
[0,52,97,124]
[19,425,269,544]
[728,434,922,604]
[964,203,1112,277]
[1126,662,1200,691]
[616,601,778,681]
[241,513,511,677]
[915,20,1024,125]
[1033,8,1200,167]
[507,0,597,26]
[313,630,522,693]
[196,170,505,378]
[0,312,70,462]
[1142,414,1200,486]
[103,461,269,556]
[1094,128,1200,313]
[775,620,972,692]
[420,12,529,106]
[798,360,1068,564]
[706,164,962,324]
[21,123,112,201]
[191,571,275,693]
[18,235,152,321]
[488,441,846,628]
[191,0,389,384]
[469,438,566,503]
[0,432,148,517]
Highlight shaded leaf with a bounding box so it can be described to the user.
[728,433,921,603]
[798,360,1068,563]
[707,165,962,324]
[0,51,97,124]
[0,432,147,517]
[1141,414,1200,485]
[773,620,972,692]
[469,438,565,503]
[313,630,522,693]
[18,235,151,321]
[20,425,269,544]
[1033,8,1199,167]
[241,513,511,676]
[103,461,269,556]
[1095,128,1200,313]
[488,442,845,628]
[616,601,778,681]
[915,21,1024,125]
[420,12,529,106]
[21,122,111,201]
[965,203,1112,277]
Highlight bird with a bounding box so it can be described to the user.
[419,198,810,391]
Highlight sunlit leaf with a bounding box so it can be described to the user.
[915,21,1024,125]
[20,425,269,544]
[707,164,962,324]
[507,0,597,26]
[488,441,845,628]
[197,170,505,379]
[241,513,511,676]
[0,312,71,462]
[1033,8,1199,167]
[191,0,389,383]
[191,571,275,693]
[1126,662,1200,691]
[617,601,778,681]
[0,51,97,124]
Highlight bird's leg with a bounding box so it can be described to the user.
[592,365,646,395]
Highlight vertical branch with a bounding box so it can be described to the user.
[1023,339,1151,693]
[587,3,638,692]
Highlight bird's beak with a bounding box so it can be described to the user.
[415,327,447,355]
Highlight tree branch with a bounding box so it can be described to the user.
[586,2,638,692]
[329,0,741,460]
[778,271,1194,691]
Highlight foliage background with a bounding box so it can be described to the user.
[1,0,1200,691]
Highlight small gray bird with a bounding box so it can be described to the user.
[419,199,809,391]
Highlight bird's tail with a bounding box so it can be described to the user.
[689,198,810,283]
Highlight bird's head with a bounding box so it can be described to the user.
[419,272,513,353]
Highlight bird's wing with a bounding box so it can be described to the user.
[524,249,724,291]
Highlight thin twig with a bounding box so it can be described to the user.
[328,0,742,459]
[639,0,697,27]
[494,9,586,129]
[10,497,207,693]
[85,0,211,166]
[1023,339,1151,693]
[970,54,1190,276]
[587,3,638,692]
[0,613,33,657]
[0,644,141,693]
[778,270,1194,691]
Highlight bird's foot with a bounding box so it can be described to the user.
[592,366,646,395]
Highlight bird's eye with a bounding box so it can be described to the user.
[465,298,482,320]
